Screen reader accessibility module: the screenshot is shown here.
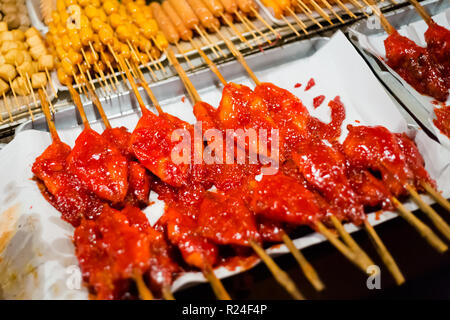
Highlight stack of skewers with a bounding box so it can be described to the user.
[0,6,56,126]
[29,3,450,297]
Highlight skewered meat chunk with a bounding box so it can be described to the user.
[247,171,325,226]
[32,140,103,226]
[384,31,448,102]
[394,133,436,190]
[342,125,414,197]
[198,191,261,246]
[67,128,129,204]
[292,138,366,224]
[424,21,450,78]
[125,161,152,207]
[161,205,219,269]
[75,206,152,299]
[130,109,193,187]
[101,126,132,159]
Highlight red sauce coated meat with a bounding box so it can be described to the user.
[67,128,129,203]
[247,172,324,226]
[292,138,365,224]
[433,105,450,139]
[32,67,438,299]
[32,140,103,226]
[424,22,450,81]
[74,205,179,299]
[342,125,414,197]
[199,191,261,246]
[384,31,449,102]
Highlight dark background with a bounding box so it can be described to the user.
[176,204,450,299]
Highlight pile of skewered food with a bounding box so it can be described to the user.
[0,24,54,99]
[0,0,30,31]
[32,68,450,299]
[44,0,271,90]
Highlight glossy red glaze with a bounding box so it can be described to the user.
[384,31,449,102]
[67,128,129,203]
[433,105,450,139]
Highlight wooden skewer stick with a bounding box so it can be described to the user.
[405,185,450,242]
[192,26,220,59]
[281,232,325,291]
[145,46,166,74]
[85,83,111,130]
[212,26,261,86]
[45,68,58,98]
[249,239,304,300]
[330,215,374,269]
[24,73,40,111]
[145,49,160,74]
[219,12,254,49]
[40,85,55,114]
[316,221,369,272]
[175,41,195,70]
[93,72,108,96]
[162,286,175,300]
[280,14,301,36]
[309,0,334,25]
[14,66,35,119]
[296,0,323,28]
[188,38,227,86]
[377,160,450,241]
[368,1,396,35]
[141,50,159,81]
[333,0,357,19]
[37,88,58,141]
[197,25,228,58]
[134,271,153,300]
[133,64,164,115]
[319,0,345,23]
[285,7,309,34]
[80,48,91,69]
[86,43,111,92]
[117,55,148,114]
[250,7,281,39]
[391,197,448,253]
[129,47,158,83]
[408,0,433,25]
[8,79,21,113]
[421,181,450,212]
[24,95,34,121]
[71,70,84,94]
[95,63,112,93]
[100,50,120,90]
[236,11,270,45]
[167,48,201,104]
[2,92,13,122]
[348,0,369,18]
[67,83,90,129]
[124,58,139,80]
[364,220,405,285]
[203,265,232,300]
